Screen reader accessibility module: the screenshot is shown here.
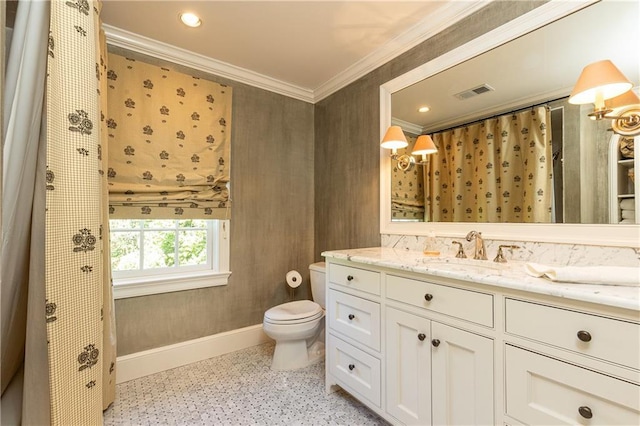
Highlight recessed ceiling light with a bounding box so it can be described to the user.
[418,106,430,113]
[180,12,201,28]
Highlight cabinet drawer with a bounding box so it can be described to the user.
[328,290,381,351]
[386,275,493,327]
[505,299,640,370]
[328,334,381,407]
[329,263,381,295]
[505,345,640,425]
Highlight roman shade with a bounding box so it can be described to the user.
[106,53,232,219]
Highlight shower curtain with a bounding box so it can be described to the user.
[2,0,116,424]
[424,106,552,223]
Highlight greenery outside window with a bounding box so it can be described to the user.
[110,219,230,299]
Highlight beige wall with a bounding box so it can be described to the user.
[112,49,315,356]
[314,1,545,257]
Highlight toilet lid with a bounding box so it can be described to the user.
[264,300,322,321]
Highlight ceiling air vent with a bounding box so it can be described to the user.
[453,84,494,100]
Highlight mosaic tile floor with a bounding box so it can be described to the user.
[103,342,388,425]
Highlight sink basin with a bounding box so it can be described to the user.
[421,257,513,274]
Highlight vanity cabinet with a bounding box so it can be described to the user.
[323,254,640,426]
[504,298,640,425]
[505,345,639,425]
[385,307,431,424]
[386,307,493,425]
[326,264,383,409]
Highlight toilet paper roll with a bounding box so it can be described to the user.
[286,270,302,288]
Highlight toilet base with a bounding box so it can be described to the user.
[270,339,325,371]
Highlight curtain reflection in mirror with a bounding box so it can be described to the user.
[425,106,552,223]
[391,133,425,220]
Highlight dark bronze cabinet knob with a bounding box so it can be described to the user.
[348,314,355,320]
[348,364,355,371]
[424,293,434,301]
[418,333,426,341]
[578,406,593,419]
[347,275,354,282]
[577,330,592,342]
[431,339,441,347]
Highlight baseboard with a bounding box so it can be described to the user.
[115,324,271,384]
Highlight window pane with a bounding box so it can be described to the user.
[143,231,176,269]
[111,232,140,271]
[143,220,175,229]
[110,219,140,230]
[178,219,207,229]
[178,230,207,266]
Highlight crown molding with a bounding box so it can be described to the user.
[312,0,491,103]
[103,24,315,104]
[391,117,423,136]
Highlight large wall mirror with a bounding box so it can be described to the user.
[380,0,640,247]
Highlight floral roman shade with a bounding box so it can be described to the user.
[106,53,232,219]
[425,106,552,222]
[391,134,425,220]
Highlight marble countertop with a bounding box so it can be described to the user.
[322,247,640,312]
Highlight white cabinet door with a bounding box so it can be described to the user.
[505,345,640,425]
[386,307,432,425]
[431,321,494,426]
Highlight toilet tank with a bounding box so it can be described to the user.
[309,262,326,309]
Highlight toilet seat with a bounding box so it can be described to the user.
[264,300,323,324]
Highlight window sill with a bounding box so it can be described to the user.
[113,270,231,299]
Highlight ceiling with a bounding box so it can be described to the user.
[100,1,486,102]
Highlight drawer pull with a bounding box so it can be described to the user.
[424,293,434,302]
[577,330,592,342]
[348,314,355,320]
[418,333,426,341]
[346,275,354,282]
[431,339,441,347]
[348,363,355,371]
[578,406,593,419]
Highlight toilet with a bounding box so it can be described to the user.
[263,262,326,370]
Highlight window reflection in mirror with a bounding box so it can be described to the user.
[390,0,638,224]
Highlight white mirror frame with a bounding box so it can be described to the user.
[380,0,640,248]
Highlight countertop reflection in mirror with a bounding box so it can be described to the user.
[380,0,640,247]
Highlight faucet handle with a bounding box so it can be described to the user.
[452,241,466,258]
[493,245,520,263]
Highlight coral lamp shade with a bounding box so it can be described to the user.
[569,60,633,105]
[411,135,437,156]
[380,125,408,150]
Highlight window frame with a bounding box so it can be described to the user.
[111,219,231,299]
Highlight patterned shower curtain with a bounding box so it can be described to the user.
[45,0,115,423]
[425,106,552,223]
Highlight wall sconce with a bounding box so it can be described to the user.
[381,125,414,171]
[380,125,408,158]
[569,59,640,136]
[411,134,438,164]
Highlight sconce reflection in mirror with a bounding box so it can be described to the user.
[411,134,438,164]
[381,125,414,171]
[381,127,438,171]
[569,59,640,136]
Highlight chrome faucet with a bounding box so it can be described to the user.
[465,230,487,260]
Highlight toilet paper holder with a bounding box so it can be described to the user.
[286,270,302,300]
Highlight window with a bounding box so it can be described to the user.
[110,219,230,299]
